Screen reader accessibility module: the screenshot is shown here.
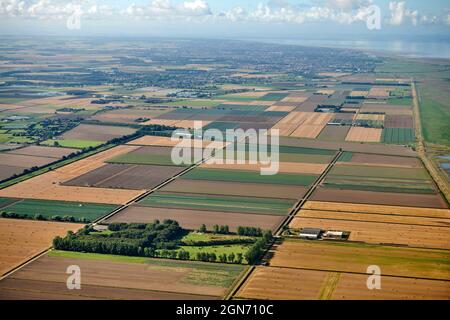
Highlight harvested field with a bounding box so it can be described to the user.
[294,209,449,227]
[339,153,422,168]
[317,126,351,142]
[345,127,382,143]
[269,240,450,280]
[368,87,391,98]
[0,145,144,204]
[161,180,307,200]
[272,112,332,138]
[174,120,212,129]
[0,253,246,299]
[200,162,327,175]
[290,217,450,249]
[265,105,297,112]
[332,273,450,300]
[61,124,136,142]
[385,115,414,128]
[0,219,83,276]
[63,164,185,190]
[280,96,309,104]
[5,146,78,159]
[303,201,450,219]
[106,206,285,232]
[356,114,385,121]
[236,266,328,300]
[138,192,295,215]
[311,187,448,208]
[290,113,333,139]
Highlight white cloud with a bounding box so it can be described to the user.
[122,0,211,20]
[389,1,419,26]
[1,0,449,28]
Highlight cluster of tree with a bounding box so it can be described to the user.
[198,224,230,234]
[195,252,244,264]
[244,230,273,265]
[53,220,184,257]
[0,211,88,223]
[237,226,264,237]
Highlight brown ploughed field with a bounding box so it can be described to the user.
[105,206,285,232]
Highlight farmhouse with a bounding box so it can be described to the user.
[299,228,322,240]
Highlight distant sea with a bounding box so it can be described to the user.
[252,39,450,59]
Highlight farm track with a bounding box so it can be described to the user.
[412,81,449,204]
[227,150,343,299]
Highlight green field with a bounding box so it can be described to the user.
[337,151,354,162]
[48,250,246,287]
[387,97,412,106]
[215,149,334,164]
[330,164,430,180]
[183,168,317,186]
[323,176,436,194]
[0,199,117,222]
[215,104,268,112]
[258,93,289,101]
[170,244,252,263]
[139,192,295,215]
[163,100,222,107]
[41,139,104,149]
[382,128,415,144]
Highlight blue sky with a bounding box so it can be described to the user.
[0,0,449,38]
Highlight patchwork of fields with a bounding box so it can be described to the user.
[0,41,448,302]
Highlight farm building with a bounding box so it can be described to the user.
[299,228,322,240]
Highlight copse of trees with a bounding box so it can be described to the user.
[237,226,264,237]
[53,220,184,257]
[244,230,273,265]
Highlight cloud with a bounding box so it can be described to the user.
[388,1,419,26]
[123,0,212,20]
[1,0,449,28]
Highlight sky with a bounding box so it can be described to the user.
[0,0,449,39]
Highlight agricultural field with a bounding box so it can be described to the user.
[106,146,191,167]
[0,219,83,276]
[138,192,296,216]
[290,201,450,248]
[0,145,145,204]
[0,252,246,299]
[0,38,448,302]
[60,124,137,142]
[106,206,285,233]
[182,168,317,186]
[63,164,185,190]
[41,139,104,149]
[321,163,436,194]
[0,145,78,181]
[0,198,117,222]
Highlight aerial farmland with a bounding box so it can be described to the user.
[0,36,448,304]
